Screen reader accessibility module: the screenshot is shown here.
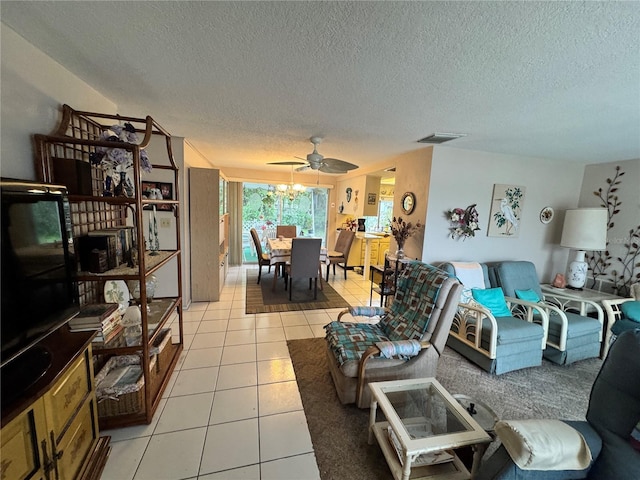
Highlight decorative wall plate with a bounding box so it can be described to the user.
[540,206,554,224]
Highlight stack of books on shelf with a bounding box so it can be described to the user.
[69,303,123,346]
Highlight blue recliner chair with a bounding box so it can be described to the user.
[441,262,547,375]
[477,328,640,480]
[492,261,603,365]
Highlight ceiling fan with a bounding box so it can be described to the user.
[268,136,358,174]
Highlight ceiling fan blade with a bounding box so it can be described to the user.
[318,164,349,174]
[323,158,359,171]
[268,161,307,166]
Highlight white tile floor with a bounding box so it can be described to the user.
[101,265,377,480]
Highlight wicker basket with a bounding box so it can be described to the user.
[150,328,172,374]
[95,355,155,417]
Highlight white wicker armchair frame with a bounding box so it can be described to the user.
[540,292,605,349]
[451,299,549,362]
[601,298,635,358]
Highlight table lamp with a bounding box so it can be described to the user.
[560,208,608,290]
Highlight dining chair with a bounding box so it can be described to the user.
[249,228,271,284]
[285,238,322,301]
[326,230,356,281]
[276,225,297,238]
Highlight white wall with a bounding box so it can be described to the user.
[1,25,116,180]
[422,147,586,281]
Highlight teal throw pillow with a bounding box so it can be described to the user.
[621,301,640,323]
[472,288,512,317]
[515,289,541,302]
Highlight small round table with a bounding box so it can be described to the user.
[453,394,500,472]
[453,394,500,437]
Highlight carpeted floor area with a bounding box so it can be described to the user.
[245,270,350,314]
[288,337,603,480]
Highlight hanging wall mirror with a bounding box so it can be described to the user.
[401,192,415,215]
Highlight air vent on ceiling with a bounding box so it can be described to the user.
[417,133,467,144]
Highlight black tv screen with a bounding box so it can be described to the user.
[1,179,79,368]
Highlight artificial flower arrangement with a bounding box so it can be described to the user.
[445,204,480,240]
[390,216,423,249]
[344,217,358,231]
[89,122,152,196]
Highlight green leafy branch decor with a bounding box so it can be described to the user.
[586,165,640,296]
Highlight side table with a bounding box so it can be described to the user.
[369,264,396,307]
[369,378,492,480]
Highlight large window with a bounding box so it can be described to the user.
[242,183,329,263]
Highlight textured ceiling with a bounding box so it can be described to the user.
[2,1,639,175]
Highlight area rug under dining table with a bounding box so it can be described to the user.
[288,337,602,480]
[245,270,350,314]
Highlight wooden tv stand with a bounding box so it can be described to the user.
[1,326,111,480]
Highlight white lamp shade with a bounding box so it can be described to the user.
[560,208,608,251]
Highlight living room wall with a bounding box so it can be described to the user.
[1,25,116,180]
[422,146,586,281]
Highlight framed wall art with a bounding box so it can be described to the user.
[142,181,173,210]
[487,184,526,237]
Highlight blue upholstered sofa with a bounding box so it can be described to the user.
[477,328,640,479]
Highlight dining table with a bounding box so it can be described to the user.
[266,237,328,292]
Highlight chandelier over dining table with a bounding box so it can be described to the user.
[276,165,305,201]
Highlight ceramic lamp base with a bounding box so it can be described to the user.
[566,250,588,289]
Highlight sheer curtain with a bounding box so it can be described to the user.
[228,181,243,265]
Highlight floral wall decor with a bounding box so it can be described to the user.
[488,184,526,238]
[586,165,640,296]
[445,204,480,240]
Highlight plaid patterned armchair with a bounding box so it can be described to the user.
[324,261,462,408]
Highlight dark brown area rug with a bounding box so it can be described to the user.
[245,270,350,314]
[288,337,603,480]
[288,337,392,480]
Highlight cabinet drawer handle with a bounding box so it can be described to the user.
[50,431,63,480]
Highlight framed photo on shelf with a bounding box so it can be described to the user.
[142,181,173,210]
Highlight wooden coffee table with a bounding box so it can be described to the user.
[368,378,492,480]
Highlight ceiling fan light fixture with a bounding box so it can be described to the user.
[417,132,467,144]
[268,136,358,174]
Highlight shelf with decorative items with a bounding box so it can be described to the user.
[33,104,183,429]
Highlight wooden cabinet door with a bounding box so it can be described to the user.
[55,399,97,479]
[43,354,91,436]
[378,239,390,264]
[0,399,47,480]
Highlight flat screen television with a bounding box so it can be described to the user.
[1,178,79,405]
